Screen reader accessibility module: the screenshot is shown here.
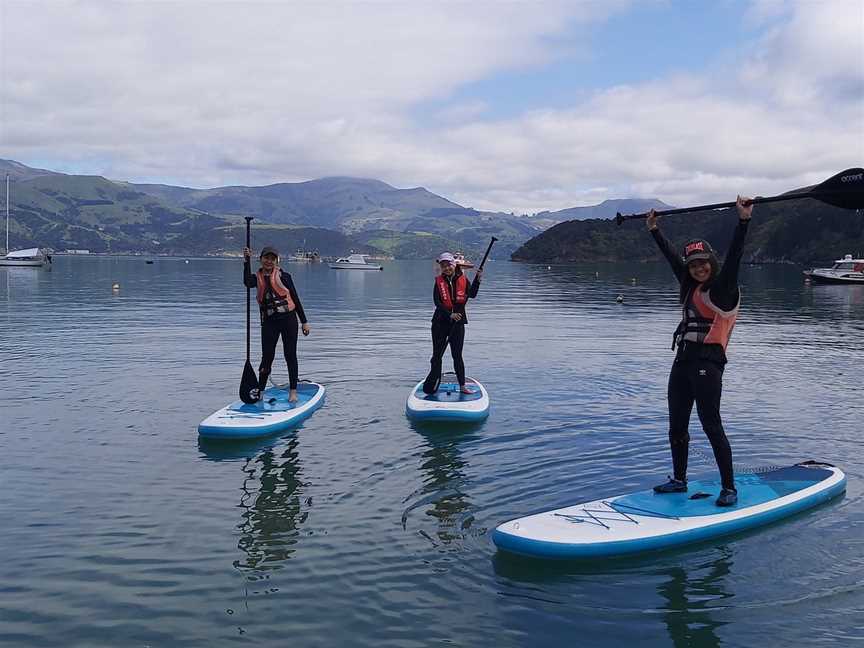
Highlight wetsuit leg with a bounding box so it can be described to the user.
[258,317,280,392]
[279,315,300,389]
[423,321,451,394]
[448,323,466,385]
[667,360,695,481]
[692,360,734,490]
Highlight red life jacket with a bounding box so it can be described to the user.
[435,273,468,311]
[677,286,739,350]
[256,267,295,313]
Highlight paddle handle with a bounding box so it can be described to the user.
[477,236,498,271]
[245,216,253,361]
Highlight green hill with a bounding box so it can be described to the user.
[512,192,864,265]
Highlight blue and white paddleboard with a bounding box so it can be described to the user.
[198,381,325,440]
[492,462,846,559]
[406,373,490,422]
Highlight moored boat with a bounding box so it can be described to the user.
[1,174,52,268]
[0,247,52,267]
[286,248,321,263]
[803,254,864,284]
[453,252,474,268]
[329,254,383,270]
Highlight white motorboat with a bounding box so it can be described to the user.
[803,254,864,284]
[328,254,383,270]
[1,174,52,267]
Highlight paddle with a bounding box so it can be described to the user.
[239,216,260,404]
[423,236,498,394]
[477,236,498,271]
[615,168,864,226]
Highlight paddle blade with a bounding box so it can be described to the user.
[809,168,864,209]
[239,361,260,404]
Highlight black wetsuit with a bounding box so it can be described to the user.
[244,261,308,390]
[652,220,749,490]
[422,271,481,393]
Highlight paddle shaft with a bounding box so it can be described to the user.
[477,236,498,271]
[245,216,253,361]
[615,168,864,225]
[617,193,805,224]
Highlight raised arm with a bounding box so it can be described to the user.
[711,196,752,307]
[647,210,685,281]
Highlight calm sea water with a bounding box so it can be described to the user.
[1,255,862,647]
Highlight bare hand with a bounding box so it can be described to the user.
[302,323,311,336]
[646,209,659,231]
[737,195,753,221]
[450,312,463,322]
[243,246,252,259]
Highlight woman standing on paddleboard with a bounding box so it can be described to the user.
[243,245,310,402]
[422,252,482,394]
[647,196,752,507]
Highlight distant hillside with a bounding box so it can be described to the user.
[0,159,63,181]
[127,175,541,253]
[353,229,515,261]
[0,163,381,255]
[512,190,864,265]
[526,198,674,229]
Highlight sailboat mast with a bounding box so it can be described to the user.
[5,174,9,255]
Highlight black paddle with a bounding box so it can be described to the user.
[239,216,260,404]
[615,168,864,226]
[423,236,498,394]
[477,236,499,271]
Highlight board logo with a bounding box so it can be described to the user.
[841,172,863,183]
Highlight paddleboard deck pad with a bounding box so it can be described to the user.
[492,462,846,559]
[406,373,489,422]
[198,381,325,439]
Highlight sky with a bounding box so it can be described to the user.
[1,0,862,214]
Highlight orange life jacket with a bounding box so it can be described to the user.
[256,267,295,314]
[435,273,468,311]
[676,286,739,350]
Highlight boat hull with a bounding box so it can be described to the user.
[329,264,382,270]
[804,271,864,284]
[0,258,44,267]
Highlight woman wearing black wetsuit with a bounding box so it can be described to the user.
[647,196,752,507]
[243,245,310,402]
[422,252,482,394]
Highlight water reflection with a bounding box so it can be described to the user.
[403,422,484,546]
[233,439,308,579]
[659,551,732,648]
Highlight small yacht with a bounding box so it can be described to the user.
[453,252,474,268]
[803,254,864,284]
[286,248,321,263]
[328,254,383,271]
[0,247,52,267]
[1,174,52,267]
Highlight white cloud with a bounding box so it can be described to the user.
[1,0,861,214]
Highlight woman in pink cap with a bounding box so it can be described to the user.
[422,252,483,394]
